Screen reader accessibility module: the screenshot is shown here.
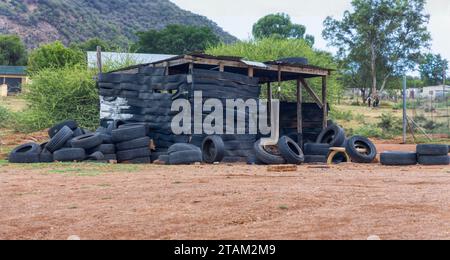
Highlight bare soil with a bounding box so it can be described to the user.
[0,143,449,240]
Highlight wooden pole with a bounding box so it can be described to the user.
[297,79,303,148]
[267,82,272,122]
[322,76,328,129]
[96,46,103,74]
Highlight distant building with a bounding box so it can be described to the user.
[0,66,29,96]
[87,52,176,69]
[418,85,450,99]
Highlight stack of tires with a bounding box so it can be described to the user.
[302,124,347,163]
[8,120,116,163]
[416,144,449,166]
[253,136,304,165]
[112,124,151,164]
[303,143,330,163]
[190,134,257,163]
[159,143,203,165]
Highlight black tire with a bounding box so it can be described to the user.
[346,136,377,163]
[70,133,103,150]
[316,124,346,147]
[54,148,86,162]
[8,143,42,164]
[72,128,84,137]
[115,137,150,151]
[119,123,150,135]
[380,152,417,166]
[112,125,147,143]
[168,143,201,155]
[418,155,449,165]
[416,144,449,156]
[157,155,170,164]
[87,144,116,155]
[87,152,105,161]
[278,136,305,164]
[169,150,203,165]
[121,157,152,164]
[304,143,330,156]
[202,136,225,163]
[304,155,327,164]
[99,73,122,83]
[46,126,74,153]
[98,133,113,144]
[39,142,54,163]
[48,120,78,138]
[116,148,151,162]
[254,140,286,165]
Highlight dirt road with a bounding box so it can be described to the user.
[0,161,449,240]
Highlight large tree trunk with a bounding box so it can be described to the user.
[379,74,390,94]
[370,43,378,98]
[361,88,367,103]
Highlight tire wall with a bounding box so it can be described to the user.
[189,69,261,162]
[98,67,262,162]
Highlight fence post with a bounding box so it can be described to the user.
[403,76,407,144]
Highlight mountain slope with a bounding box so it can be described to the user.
[0,0,236,49]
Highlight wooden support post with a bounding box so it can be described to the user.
[297,79,303,148]
[299,78,323,109]
[248,67,254,78]
[96,46,102,75]
[219,63,225,72]
[322,76,328,129]
[164,62,170,76]
[267,82,272,121]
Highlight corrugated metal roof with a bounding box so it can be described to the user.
[87,52,176,68]
[0,66,27,76]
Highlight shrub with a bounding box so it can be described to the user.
[15,65,98,132]
[377,113,402,135]
[0,106,11,128]
[206,38,342,103]
[28,41,85,74]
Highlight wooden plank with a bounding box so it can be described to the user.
[96,46,103,74]
[322,76,328,129]
[183,56,330,77]
[299,78,323,109]
[297,79,303,147]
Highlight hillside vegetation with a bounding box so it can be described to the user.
[0,0,236,49]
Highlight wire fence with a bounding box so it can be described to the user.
[405,86,450,141]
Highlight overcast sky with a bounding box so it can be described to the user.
[171,0,450,64]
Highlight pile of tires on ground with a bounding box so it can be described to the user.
[252,123,379,165]
[8,120,152,164]
[7,120,449,166]
[381,144,449,166]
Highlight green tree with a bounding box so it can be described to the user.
[323,0,431,97]
[206,38,341,102]
[28,41,85,74]
[252,13,315,46]
[70,38,117,52]
[419,53,448,86]
[133,25,220,55]
[0,34,28,66]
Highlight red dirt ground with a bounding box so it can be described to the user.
[0,143,449,240]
